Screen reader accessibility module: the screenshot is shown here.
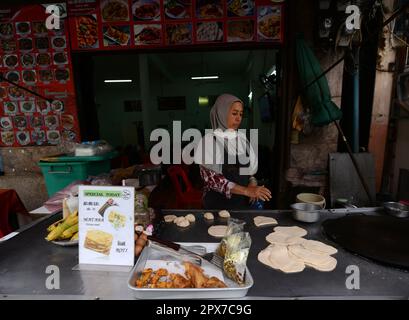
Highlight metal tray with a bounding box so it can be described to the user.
[127,242,253,300]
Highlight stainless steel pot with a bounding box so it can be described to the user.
[136,165,162,187]
[291,203,322,223]
[383,202,409,218]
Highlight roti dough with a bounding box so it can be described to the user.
[266,231,304,245]
[254,216,278,227]
[258,245,305,273]
[301,239,338,255]
[174,216,186,225]
[219,210,230,218]
[208,225,228,238]
[176,218,190,228]
[204,212,214,220]
[185,214,196,223]
[164,215,177,223]
[274,226,307,238]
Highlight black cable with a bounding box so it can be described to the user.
[0,74,53,103]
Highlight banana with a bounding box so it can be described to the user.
[46,215,79,241]
[47,218,65,232]
[61,224,78,240]
[71,232,79,241]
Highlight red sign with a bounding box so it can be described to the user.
[0,3,81,147]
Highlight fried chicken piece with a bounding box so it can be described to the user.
[183,262,209,288]
[154,281,170,288]
[151,268,168,285]
[203,276,227,288]
[136,268,153,287]
[169,273,192,288]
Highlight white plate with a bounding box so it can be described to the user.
[51,239,79,247]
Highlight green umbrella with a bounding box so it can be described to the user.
[296,34,343,126]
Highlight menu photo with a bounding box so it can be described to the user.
[257,5,282,42]
[134,24,162,46]
[132,0,161,22]
[103,25,131,47]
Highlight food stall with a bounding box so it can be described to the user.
[1,207,409,300]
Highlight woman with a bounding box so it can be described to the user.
[195,94,272,210]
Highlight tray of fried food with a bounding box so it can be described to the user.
[127,241,253,299]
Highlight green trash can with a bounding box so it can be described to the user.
[38,151,118,196]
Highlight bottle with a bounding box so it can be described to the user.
[252,200,264,210]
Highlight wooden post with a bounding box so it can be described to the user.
[368,0,397,192]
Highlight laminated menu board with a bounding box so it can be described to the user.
[68,0,284,51]
[79,186,135,267]
[0,3,81,147]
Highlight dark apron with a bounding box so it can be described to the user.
[203,151,250,210]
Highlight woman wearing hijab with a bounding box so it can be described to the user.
[194,94,272,210]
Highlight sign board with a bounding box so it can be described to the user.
[79,185,134,266]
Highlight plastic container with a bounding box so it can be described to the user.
[38,151,117,196]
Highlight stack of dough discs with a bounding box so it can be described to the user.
[258,244,305,273]
[254,216,278,227]
[218,210,230,218]
[208,225,228,238]
[185,214,196,222]
[204,212,214,220]
[274,226,307,237]
[164,215,177,223]
[300,239,338,255]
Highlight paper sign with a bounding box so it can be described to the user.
[79,185,134,267]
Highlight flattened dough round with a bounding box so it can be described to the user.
[218,210,230,218]
[274,226,307,238]
[266,231,304,245]
[301,239,338,255]
[305,256,337,272]
[258,245,305,273]
[288,244,331,266]
[164,215,177,223]
[185,214,196,223]
[254,216,278,227]
[176,218,190,228]
[208,225,227,238]
[204,212,214,220]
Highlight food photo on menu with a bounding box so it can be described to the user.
[134,24,162,45]
[101,0,130,22]
[227,0,255,17]
[196,21,224,43]
[196,0,224,19]
[75,15,99,49]
[227,19,255,42]
[257,5,282,42]
[165,23,192,45]
[164,0,192,20]
[103,25,131,47]
[133,0,161,21]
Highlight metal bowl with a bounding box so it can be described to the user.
[383,202,409,218]
[291,203,322,223]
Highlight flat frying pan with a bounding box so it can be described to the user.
[322,214,409,270]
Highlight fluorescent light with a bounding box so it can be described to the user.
[191,76,219,80]
[248,91,253,100]
[104,79,133,83]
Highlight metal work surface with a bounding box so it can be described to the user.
[0,210,409,299]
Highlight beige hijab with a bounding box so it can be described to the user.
[210,94,243,130]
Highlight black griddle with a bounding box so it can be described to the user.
[323,214,409,270]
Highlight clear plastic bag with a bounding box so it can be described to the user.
[223,232,251,285]
[216,218,246,258]
[74,140,113,156]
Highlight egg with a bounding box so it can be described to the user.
[136,237,146,247]
[140,233,148,241]
[134,233,139,242]
[135,244,143,256]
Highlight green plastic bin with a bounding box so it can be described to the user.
[38,151,117,196]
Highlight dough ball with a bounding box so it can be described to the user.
[208,225,228,238]
[218,210,230,218]
[185,214,196,223]
[204,212,214,220]
[176,218,190,228]
[164,215,177,223]
[173,216,186,225]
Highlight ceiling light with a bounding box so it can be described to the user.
[191,76,219,80]
[104,79,133,83]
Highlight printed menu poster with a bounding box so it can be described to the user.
[79,186,135,267]
[0,3,81,147]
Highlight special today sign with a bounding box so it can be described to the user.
[78,186,134,266]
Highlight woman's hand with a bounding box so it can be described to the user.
[245,186,272,202]
[248,179,258,204]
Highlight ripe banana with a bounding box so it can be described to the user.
[71,232,79,241]
[47,218,65,232]
[61,224,78,240]
[46,214,79,241]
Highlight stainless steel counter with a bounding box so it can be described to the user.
[1,210,409,300]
